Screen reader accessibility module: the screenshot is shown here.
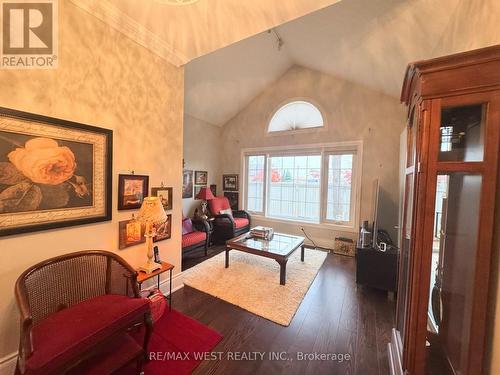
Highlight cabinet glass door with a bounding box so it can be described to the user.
[438,104,485,162]
[426,173,482,374]
[396,107,419,347]
[422,94,499,375]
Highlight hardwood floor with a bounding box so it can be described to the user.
[181,245,226,271]
[175,249,394,375]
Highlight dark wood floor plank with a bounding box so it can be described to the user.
[355,288,383,375]
[182,246,225,271]
[173,247,394,375]
[304,285,347,375]
[374,291,395,375]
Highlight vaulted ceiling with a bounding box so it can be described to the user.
[185,0,500,126]
[72,0,500,126]
[71,0,340,65]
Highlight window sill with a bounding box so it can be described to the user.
[249,214,358,233]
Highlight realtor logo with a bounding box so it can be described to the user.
[1,0,58,68]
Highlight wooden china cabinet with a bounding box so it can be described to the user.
[389,45,500,375]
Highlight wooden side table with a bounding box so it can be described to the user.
[136,261,174,311]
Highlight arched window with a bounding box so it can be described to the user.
[268,100,324,133]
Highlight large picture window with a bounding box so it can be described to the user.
[268,154,321,222]
[243,143,361,228]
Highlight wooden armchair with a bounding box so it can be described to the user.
[15,250,152,375]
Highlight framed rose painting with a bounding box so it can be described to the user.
[0,107,112,236]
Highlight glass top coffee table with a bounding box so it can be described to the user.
[225,232,305,285]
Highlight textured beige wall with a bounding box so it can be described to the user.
[432,0,500,57]
[0,1,183,363]
[221,66,405,247]
[182,115,222,217]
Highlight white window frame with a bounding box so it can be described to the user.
[244,154,267,215]
[241,141,363,232]
[265,98,328,137]
[323,150,358,226]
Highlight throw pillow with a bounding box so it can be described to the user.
[182,218,194,234]
[220,208,233,217]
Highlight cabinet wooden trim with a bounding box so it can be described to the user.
[398,45,500,375]
[401,45,500,104]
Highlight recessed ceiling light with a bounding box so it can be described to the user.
[154,0,200,5]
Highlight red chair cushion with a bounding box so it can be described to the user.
[208,197,230,215]
[234,217,249,229]
[27,294,150,374]
[182,231,206,248]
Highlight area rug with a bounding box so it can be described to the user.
[183,248,327,326]
[119,309,222,375]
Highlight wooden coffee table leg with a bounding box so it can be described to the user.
[301,245,305,262]
[225,247,230,268]
[278,259,288,285]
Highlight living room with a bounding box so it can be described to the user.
[1,1,500,375]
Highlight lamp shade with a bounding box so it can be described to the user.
[137,196,167,225]
[195,186,215,200]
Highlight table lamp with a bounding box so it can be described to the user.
[137,196,167,273]
[195,186,215,219]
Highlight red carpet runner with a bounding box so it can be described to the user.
[120,309,223,375]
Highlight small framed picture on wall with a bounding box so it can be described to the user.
[183,170,193,199]
[194,185,207,197]
[224,191,239,211]
[195,170,208,185]
[118,174,149,210]
[151,186,173,210]
[118,216,146,249]
[223,174,238,191]
[154,214,172,242]
[210,184,217,197]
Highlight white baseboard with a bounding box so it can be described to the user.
[0,273,184,375]
[0,352,17,375]
[145,271,184,297]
